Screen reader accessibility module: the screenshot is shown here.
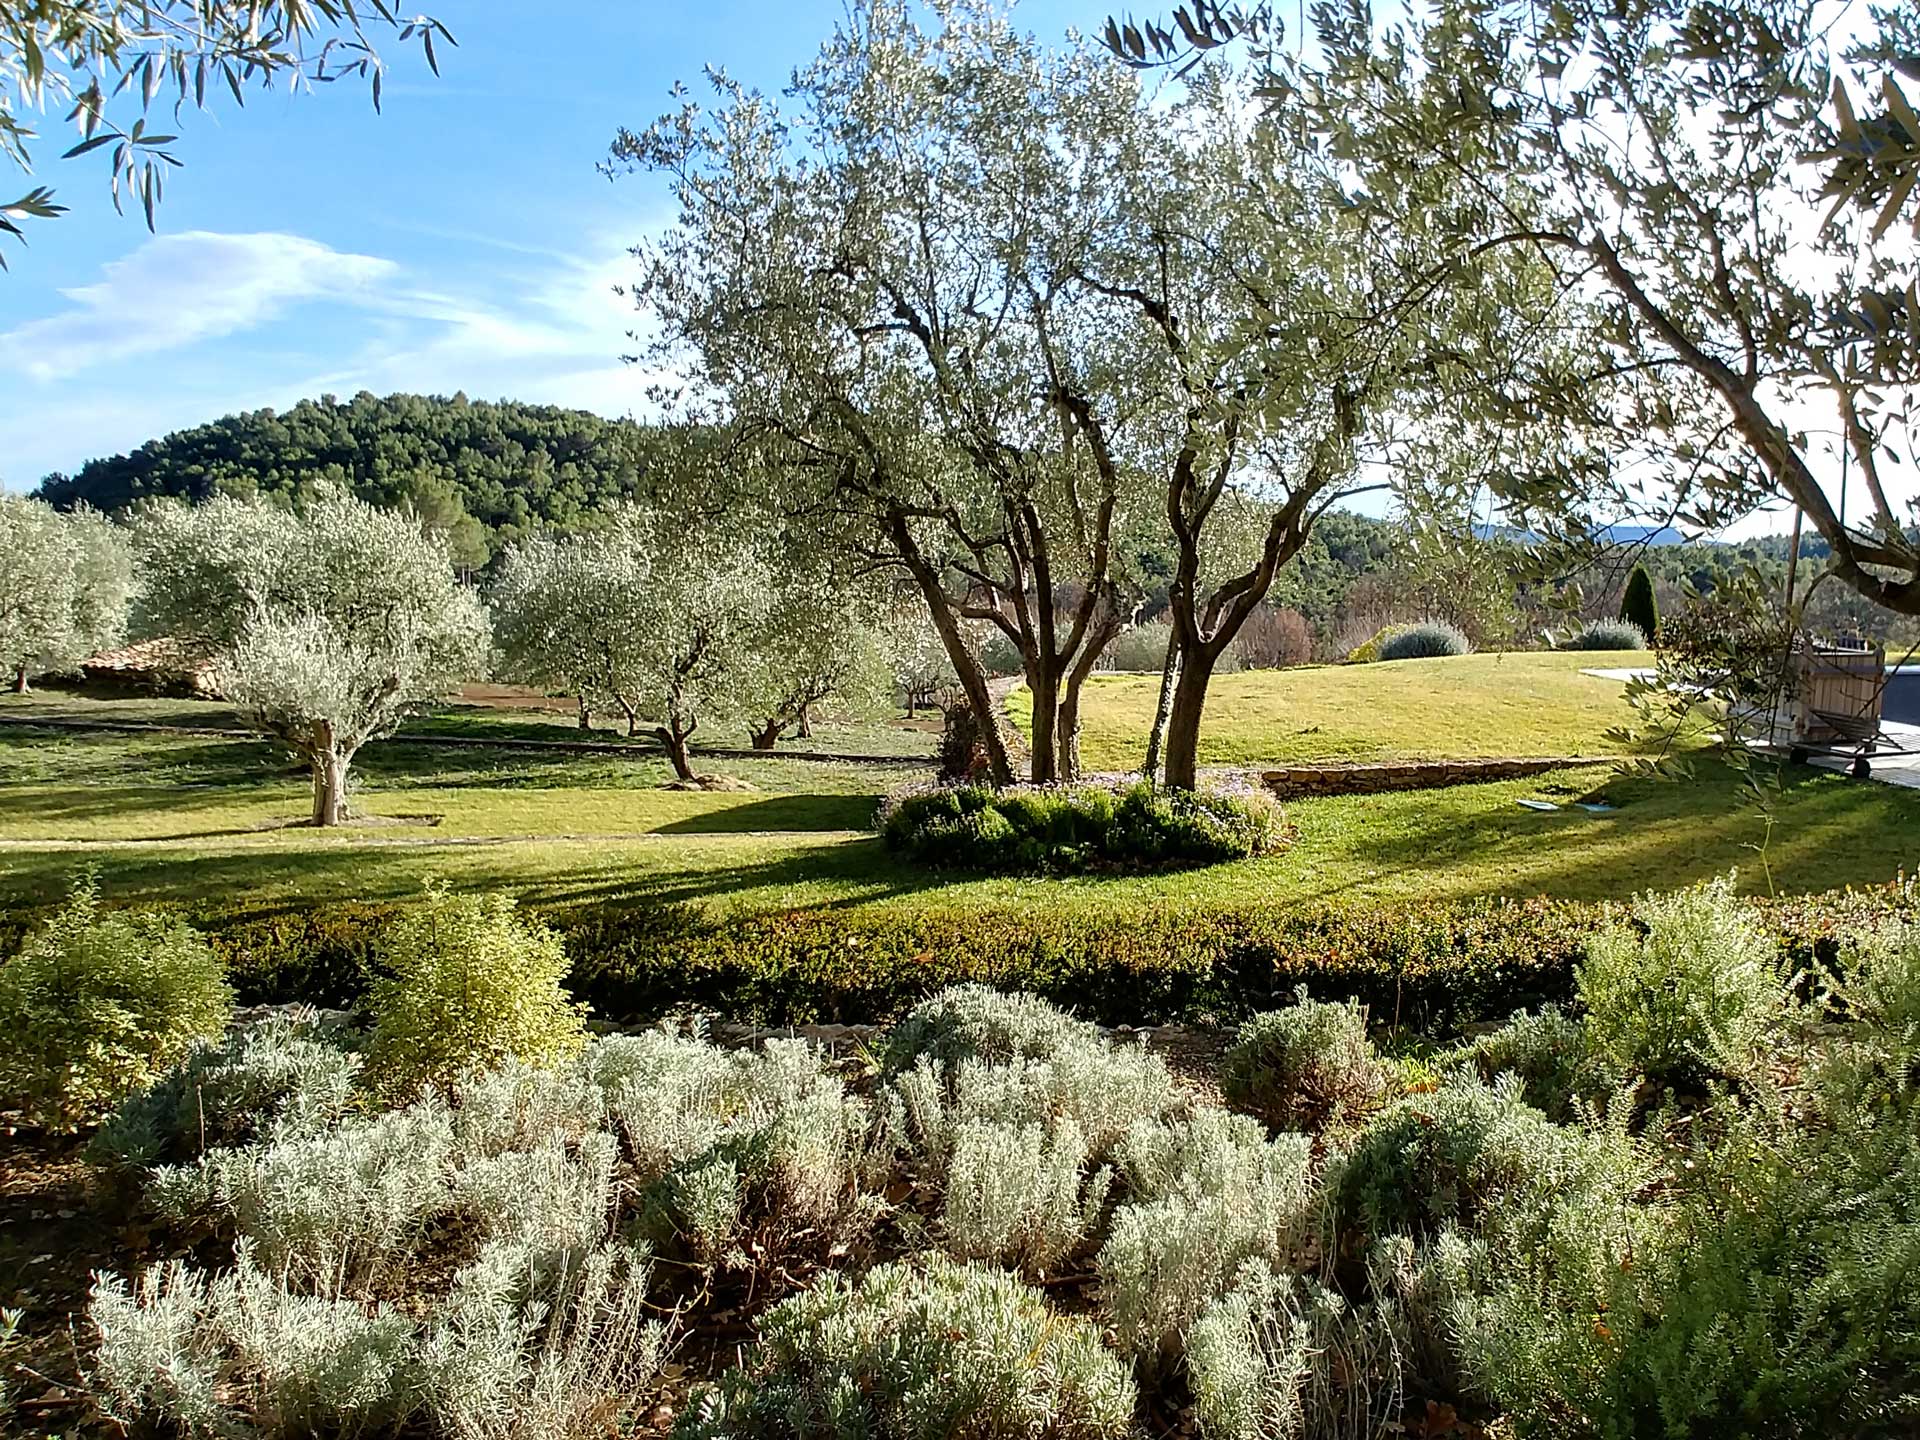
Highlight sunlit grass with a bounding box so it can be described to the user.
[1010,651,1666,770]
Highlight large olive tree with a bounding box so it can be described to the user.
[615,0,1165,785]
[133,490,488,825]
[1127,0,1920,616]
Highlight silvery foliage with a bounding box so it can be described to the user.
[676,1256,1137,1440]
[419,1240,668,1440]
[1188,1259,1406,1440]
[148,1098,459,1290]
[453,1134,620,1268]
[731,557,895,739]
[452,1056,608,1157]
[590,1031,883,1265]
[882,984,1116,1077]
[1099,1109,1317,1361]
[941,1117,1113,1275]
[490,503,772,742]
[88,1243,417,1437]
[885,988,1179,1274]
[91,1008,362,1168]
[89,1239,665,1440]
[131,489,489,808]
[0,494,130,683]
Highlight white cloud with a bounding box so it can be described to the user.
[0,232,397,381]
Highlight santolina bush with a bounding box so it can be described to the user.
[879,778,1284,873]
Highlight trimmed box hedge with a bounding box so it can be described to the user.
[3,881,1911,1034]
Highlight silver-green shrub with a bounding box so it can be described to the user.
[1188,1259,1404,1440]
[88,1247,417,1436]
[675,1256,1136,1440]
[152,1099,457,1289]
[1437,1006,1596,1123]
[1221,991,1390,1133]
[0,879,232,1129]
[1376,621,1470,661]
[453,1133,618,1266]
[1329,1077,1639,1243]
[942,1118,1113,1274]
[1578,876,1787,1084]
[882,984,1109,1075]
[419,1240,667,1440]
[602,1034,882,1270]
[92,1009,363,1168]
[452,1057,608,1158]
[1100,1110,1316,1362]
[1564,619,1647,651]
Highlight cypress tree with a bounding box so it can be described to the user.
[1620,563,1659,643]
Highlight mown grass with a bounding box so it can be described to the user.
[3,742,1914,921]
[1013,651,1664,770]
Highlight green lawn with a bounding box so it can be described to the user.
[3,707,1916,919]
[1013,651,1663,771]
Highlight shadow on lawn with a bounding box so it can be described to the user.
[1329,761,1920,902]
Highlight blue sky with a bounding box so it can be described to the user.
[0,1,1091,489]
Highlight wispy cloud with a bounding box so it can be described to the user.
[0,226,676,488]
[0,232,396,381]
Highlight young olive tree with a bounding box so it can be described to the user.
[617,0,1167,785]
[132,491,488,825]
[734,564,893,748]
[492,525,649,733]
[0,495,131,691]
[492,505,771,780]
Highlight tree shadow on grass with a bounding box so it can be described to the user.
[1325,761,1920,902]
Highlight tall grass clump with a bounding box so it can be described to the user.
[1376,621,1470,661]
[367,889,589,1097]
[0,878,231,1129]
[674,1257,1136,1440]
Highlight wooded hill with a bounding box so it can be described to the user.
[34,392,659,569]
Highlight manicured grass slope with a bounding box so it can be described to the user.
[1016,651,1660,770]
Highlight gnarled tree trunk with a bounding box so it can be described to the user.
[307,724,353,827]
[749,717,786,750]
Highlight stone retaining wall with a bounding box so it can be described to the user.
[1262,755,1614,799]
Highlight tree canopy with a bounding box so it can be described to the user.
[131,489,489,824]
[0,494,130,690]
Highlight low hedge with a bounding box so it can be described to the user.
[880,780,1284,874]
[3,880,1910,1035]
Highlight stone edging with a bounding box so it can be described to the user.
[1262,755,1616,799]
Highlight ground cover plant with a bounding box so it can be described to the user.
[4,881,1914,1438]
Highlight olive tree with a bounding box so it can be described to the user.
[132,491,488,825]
[492,505,771,780]
[616,0,1166,785]
[734,564,893,749]
[1129,0,1920,617]
[0,494,131,690]
[491,525,647,733]
[3,1,449,262]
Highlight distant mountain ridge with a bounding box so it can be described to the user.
[1472,521,1693,547]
